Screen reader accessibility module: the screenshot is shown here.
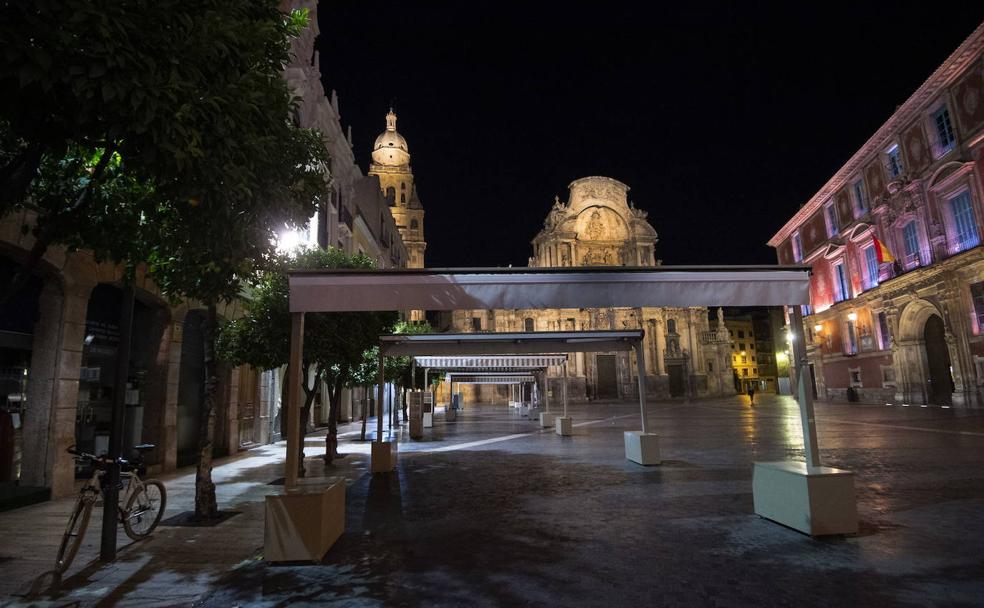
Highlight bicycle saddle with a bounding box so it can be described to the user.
[133,444,156,452]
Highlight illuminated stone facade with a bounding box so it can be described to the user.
[769,24,984,406]
[443,176,734,402]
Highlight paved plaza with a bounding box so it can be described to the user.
[2,395,984,607]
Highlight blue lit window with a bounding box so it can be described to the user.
[792,232,803,262]
[863,245,879,289]
[903,221,920,266]
[833,262,850,302]
[951,191,980,252]
[933,106,956,154]
[825,204,839,237]
[853,179,867,215]
[887,144,903,178]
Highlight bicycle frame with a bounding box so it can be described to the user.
[78,458,147,522]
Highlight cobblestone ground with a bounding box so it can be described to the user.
[3,394,984,607]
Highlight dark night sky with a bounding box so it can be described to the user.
[317,2,984,268]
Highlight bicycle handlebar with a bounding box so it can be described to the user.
[66,445,120,466]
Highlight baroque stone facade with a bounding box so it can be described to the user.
[443,177,734,402]
[769,23,984,406]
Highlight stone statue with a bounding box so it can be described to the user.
[586,210,604,240]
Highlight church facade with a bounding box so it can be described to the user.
[441,176,735,402]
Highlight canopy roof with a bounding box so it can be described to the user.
[288,266,811,313]
[414,354,567,371]
[380,330,642,356]
[444,373,537,384]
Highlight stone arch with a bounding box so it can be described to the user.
[896,298,943,343]
[575,206,629,242]
[894,298,961,404]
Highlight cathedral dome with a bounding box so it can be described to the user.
[371,109,410,166]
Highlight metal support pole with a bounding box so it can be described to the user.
[635,341,649,434]
[285,312,304,491]
[376,348,385,442]
[544,370,550,413]
[100,282,134,561]
[562,362,569,417]
[790,306,822,469]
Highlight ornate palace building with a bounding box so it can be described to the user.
[769,23,984,406]
[441,176,734,402]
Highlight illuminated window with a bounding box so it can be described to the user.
[741,355,747,364]
[742,369,748,377]
[950,191,979,252]
[825,202,839,237]
[877,311,891,349]
[971,283,984,333]
[933,106,956,155]
[902,221,920,268]
[853,179,867,215]
[833,261,849,302]
[862,244,879,290]
[887,144,904,178]
[792,232,803,262]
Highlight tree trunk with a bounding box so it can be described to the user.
[194,303,220,520]
[0,142,45,209]
[360,385,369,441]
[324,376,343,463]
[298,374,317,478]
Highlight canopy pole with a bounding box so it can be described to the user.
[789,306,821,470]
[285,312,305,490]
[562,362,568,417]
[635,340,649,434]
[411,359,416,390]
[377,348,385,443]
[543,370,550,413]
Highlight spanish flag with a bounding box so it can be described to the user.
[873,235,895,264]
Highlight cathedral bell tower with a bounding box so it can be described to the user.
[369,109,427,320]
[369,109,426,270]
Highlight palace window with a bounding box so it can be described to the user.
[471,317,482,331]
[524,317,535,332]
[877,311,891,350]
[792,231,803,262]
[832,261,850,302]
[971,282,984,333]
[862,243,879,290]
[886,144,904,178]
[742,369,748,377]
[950,191,980,252]
[410,219,419,230]
[853,178,868,216]
[739,342,745,350]
[845,319,858,355]
[737,330,744,338]
[933,105,956,156]
[741,355,747,364]
[903,221,921,268]
[825,202,840,237]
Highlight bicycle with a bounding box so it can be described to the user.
[55,444,167,574]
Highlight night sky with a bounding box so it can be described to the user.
[318,2,984,268]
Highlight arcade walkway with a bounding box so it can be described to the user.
[3,395,984,606]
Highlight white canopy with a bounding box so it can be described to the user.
[380,330,642,356]
[288,266,811,312]
[414,355,567,370]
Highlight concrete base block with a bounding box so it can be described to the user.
[528,406,541,419]
[422,412,433,428]
[264,481,345,562]
[540,412,557,428]
[753,461,858,536]
[371,440,398,474]
[623,431,661,465]
[555,416,572,436]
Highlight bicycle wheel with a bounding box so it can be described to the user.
[122,479,166,540]
[55,495,94,574]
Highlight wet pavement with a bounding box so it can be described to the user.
[3,394,984,606]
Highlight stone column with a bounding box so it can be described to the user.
[162,311,186,471]
[20,281,65,489]
[45,281,95,498]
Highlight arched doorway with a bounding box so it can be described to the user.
[923,314,954,405]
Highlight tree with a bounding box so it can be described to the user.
[218,247,396,474]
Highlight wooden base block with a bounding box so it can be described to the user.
[371,440,398,473]
[753,461,858,536]
[264,481,344,562]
